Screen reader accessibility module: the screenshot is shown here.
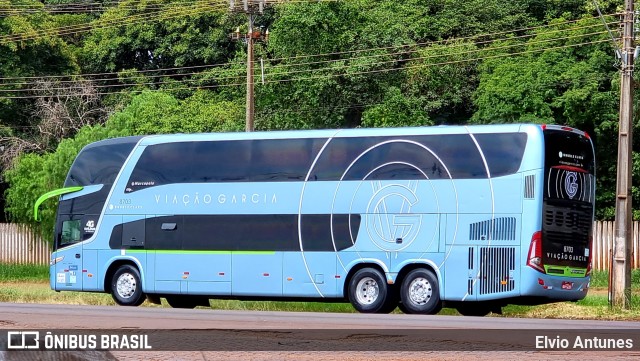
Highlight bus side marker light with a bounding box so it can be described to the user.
[335,275,341,278]
[287,277,293,281]
[263,273,270,277]
[218,272,225,276]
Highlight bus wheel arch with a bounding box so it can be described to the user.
[344,264,397,313]
[397,265,442,315]
[106,261,146,306]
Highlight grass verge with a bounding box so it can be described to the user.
[0,263,49,282]
[1,264,638,319]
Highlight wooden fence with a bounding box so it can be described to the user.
[0,223,50,265]
[0,222,638,270]
[592,221,640,271]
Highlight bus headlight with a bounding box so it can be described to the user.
[50,256,64,266]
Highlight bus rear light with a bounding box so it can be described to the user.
[527,231,545,273]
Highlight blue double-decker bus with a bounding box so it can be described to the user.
[39,124,595,315]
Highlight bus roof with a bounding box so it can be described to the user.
[135,124,540,146]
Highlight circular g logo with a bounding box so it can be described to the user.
[565,171,578,199]
[365,184,422,252]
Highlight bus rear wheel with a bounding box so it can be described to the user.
[399,269,441,314]
[111,264,145,306]
[348,268,391,313]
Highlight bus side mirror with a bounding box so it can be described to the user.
[33,186,84,221]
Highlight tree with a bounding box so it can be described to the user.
[471,16,620,218]
[4,90,244,239]
[361,87,432,128]
[404,40,480,124]
[0,0,82,131]
[80,1,235,73]
[0,79,108,168]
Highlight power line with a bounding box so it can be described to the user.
[0,38,613,99]
[0,17,618,88]
[0,1,229,44]
[0,26,615,93]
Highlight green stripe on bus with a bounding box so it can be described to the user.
[124,250,276,255]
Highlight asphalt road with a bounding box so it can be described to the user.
[0,302,639,361]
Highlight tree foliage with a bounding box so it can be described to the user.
[0,0,635,231]
[4,90,243,239]
[471,16,620,218]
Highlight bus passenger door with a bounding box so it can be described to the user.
[53,217,84,291]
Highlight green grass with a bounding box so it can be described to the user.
[0,263,49,282]
[589,269,640,289]
[0,263,638,319]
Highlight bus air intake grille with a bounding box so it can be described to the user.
[544,209,591,233]
[524,175,535,199]
[469,217,516,241]
[479,247,515,295]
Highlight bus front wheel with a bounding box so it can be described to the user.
[110,265,145,306]
[399,269,441,314]
[348,268,391,313]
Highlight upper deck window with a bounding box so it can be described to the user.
[125,132,529,192]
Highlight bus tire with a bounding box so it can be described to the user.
[110,264,145,306]
[397,301,410,314]
[348,268,389,313]
[399,269,441,314]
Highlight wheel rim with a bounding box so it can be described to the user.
[355,276,379,305]
[408,277,432,305]
[116,272,137,299]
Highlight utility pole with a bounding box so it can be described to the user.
[612,0,634,309]
[229,0,268,132]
